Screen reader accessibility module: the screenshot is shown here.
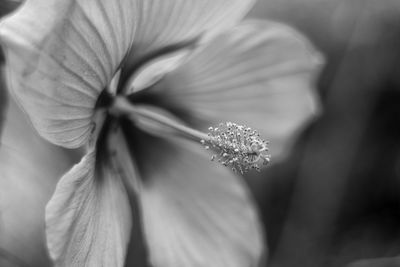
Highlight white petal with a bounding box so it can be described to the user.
[126,47,194,94]
[127,133,265,267]
[46,151,131,267]
[129,0,255,60]
[0,98,74,266]
[159,20,323,158]
[0,0,136,148]
[0,0,255,148]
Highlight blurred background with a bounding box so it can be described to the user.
[1,0,400,266]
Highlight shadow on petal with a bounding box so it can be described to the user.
[121,122,265,267]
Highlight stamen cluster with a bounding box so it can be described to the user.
[201,122,270,174]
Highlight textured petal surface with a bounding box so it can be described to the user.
[0,0,255,148]
[46,151,131,267]
[0,0,135,147]
[123,128,264,267]
[128,0,255,60]
[157,20,322,158]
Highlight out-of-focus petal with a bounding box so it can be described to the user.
[347,256,400,267]
[0,50,8,140]
[46,151,131,267]
[0,98,74,267]
[123,129,264,267]
[158,20,322,158]
[0,0,21,18]
[0,0,136,148]
[129,0,255,60]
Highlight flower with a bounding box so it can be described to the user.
[0,0,321,266]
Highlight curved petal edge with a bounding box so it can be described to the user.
[45,151,132,267]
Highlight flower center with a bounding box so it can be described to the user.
[95,37,270,174]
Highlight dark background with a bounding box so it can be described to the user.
[249,0,400,266]
[1,0,400,266]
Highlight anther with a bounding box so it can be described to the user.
[200,122,271,174]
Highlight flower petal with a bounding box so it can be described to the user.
[122,128,265,267]
[0,51,8,140]
[129,0,255,60]
[158,20,323,158]
[46,151,131,267]
[0,0,255,148]
[127,46,194,94]
[0,97,74,267]
[347,256,400,267]
[0,0,136,148]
